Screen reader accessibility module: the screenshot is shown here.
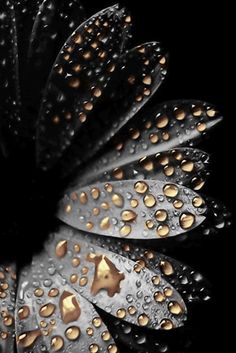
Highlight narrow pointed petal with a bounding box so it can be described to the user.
[37,5,130,170]
[77,148,210,189]
[58,180,206,240]
[60,42,168,174]
[25,0,86,113]
[0,264,16,353]
[83,100,222,176]
[16,257,117,353]
[0,0,21,150]
[45,226,187,330]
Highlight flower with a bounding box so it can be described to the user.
[0,1,230,353]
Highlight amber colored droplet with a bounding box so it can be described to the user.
[174,108,186,120]
[73,33,82,44]
[83,51,92,60]
[162,131,170,141]
[1,282,8,290]
[55,240,67,258]
[112,194,124,207]
[128,75,135,84]
[48,288,59,297]
[79,112,87,123]
[0,271,5,279]
[92,317,102,328]
[59,291,81,324]
[81,266,89,275]
[84,102,93,111]
[34,288,44,297]
[79,192,88,204]
[72,63,81,72]
[68,77,80,88]
[100,217,110,230]
[193,196,204,207]
[149,133,159,143]
[144,250,154,259]
[192,177,205,190]
[93,207,100,216]
[207,108,216,117]
[1,332,8,340]
[143,194,156,208]
[113,167,124,180]
[160,261,174,276]
[65,204,72,213]
[18,306,30,320]
[163,184,179,197]
[39,303,56,318]
[18,330,41,348]
[154,291,165,302]
[134,259,146,273]
[52,115,60,124]
[0,291,6,299]
[93,87,102,97]
[101,202,109,210]
[197,122,206,132]
[144,88,151,96]
[128,306,137,315]
[65,326,80,341]
[141,158,154,171]
[192,106,203,116]
[181,159,194,172]
[70,274,78,283]
[72,257,80,267]
[164,287,173,297]
[89,344,99,353]
[108,344,118,353]
[159,56,166,64]
[120,225,131,237]
[101,330,111,341]
[79,277,88,286]
[143,75,152,85]
[130,128,140,140]
[156,154,169,166]
[86,327,94,336]
[161,319,174,330]
[156,115,169,128]
[91,41,98,48]
[155,209,168,222]
[74,244,81,253]
[145,120,152,129]
[134,181,148,194]
[116,308,126,319]
[152,275,160,285]
[3,315,14,326]
[121,210,137,221]
[164,165,175,176]
[91,188,100,200]
[146,220,154,229]
[168,301,183,315]
[51,336,64,351]
[179,213,195,229]
[138,314,150,326]
[157,225,170,237]
[130,199,139,208]
[173,199,183,209]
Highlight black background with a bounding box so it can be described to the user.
[86,1,234,352]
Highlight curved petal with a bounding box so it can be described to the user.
[0,263,16,353]
[25,0,86,112]
[76,148,210,190]
[83,100,222,176]
[0,0,21,151]
[84,235,211,303]
[60,42,168,174]
[58,180,206,240]
[37,5,131,170]
[45,226,187,330]
[16,256,117,353]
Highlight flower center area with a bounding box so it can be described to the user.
[0,147,66,265]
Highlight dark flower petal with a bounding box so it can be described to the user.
[82,100,221,177]
[77,147,210,190]
[25,0,86,114]
[60,42,167,173]
[0,0,21,151]
[45,226,187,330]
[16,257,117,353]
[0,264,16,353]
[58,180,206,239]
[37,5,130,170]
